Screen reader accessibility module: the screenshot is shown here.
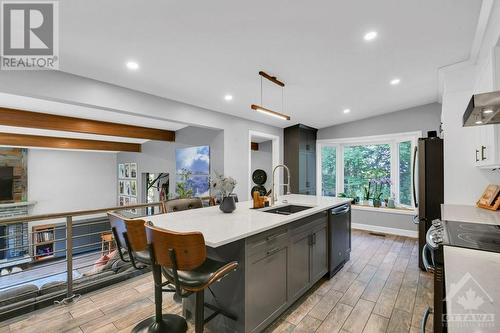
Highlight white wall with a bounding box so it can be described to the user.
[28,149,117,215]
[0,71,283,201]
[117,126,224,201]
[250,140,273,191]
[441,2,500,205]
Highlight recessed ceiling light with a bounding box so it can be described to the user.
[126,61,139,70]
[483,109,493,114]
[390,78,401,85]
[475,120,483,124]
[224,94,233,101]
[343,108,351,114]
[363,31,378,41]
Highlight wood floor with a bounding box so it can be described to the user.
[0,230,433,333]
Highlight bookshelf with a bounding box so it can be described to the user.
[32,224,56,261]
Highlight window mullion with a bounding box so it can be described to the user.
[337,144,344,195]
[392,141,400,205]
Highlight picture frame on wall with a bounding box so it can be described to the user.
[124,181,131,196]
[118,163,125,179]
[124,163,130,178]
[130,180,137,196]
[130,163,137,179]
[119,180,125,195]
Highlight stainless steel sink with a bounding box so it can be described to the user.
[261,205,313,215]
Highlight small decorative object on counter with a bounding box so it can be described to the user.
[477,184,500,211]
[211,172,237,213]
[252,191,267,209]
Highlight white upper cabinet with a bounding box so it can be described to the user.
[472,47,500,169]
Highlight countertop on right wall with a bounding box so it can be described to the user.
[441,204,500,225]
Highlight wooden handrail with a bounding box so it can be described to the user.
[0,201,165,224]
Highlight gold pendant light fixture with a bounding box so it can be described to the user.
[251,71,290,121]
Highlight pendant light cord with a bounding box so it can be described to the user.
[260,76,263,106]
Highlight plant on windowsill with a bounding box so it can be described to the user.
[371,178,391,208]
[361,181,372,206]
[210,172,237,213]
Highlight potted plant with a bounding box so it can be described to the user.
[211,172,237,213]
[361,182,371,205]
[371,178,391,208]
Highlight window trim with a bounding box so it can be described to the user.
[316,131,421,208]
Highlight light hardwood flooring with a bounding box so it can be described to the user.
[0,230,433,333]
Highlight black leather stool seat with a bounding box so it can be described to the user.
[132,250,151,264]
[162,258,238,291]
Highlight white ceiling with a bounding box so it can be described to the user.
[58,0,483,129]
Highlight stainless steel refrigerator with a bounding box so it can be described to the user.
[415,135,444,270]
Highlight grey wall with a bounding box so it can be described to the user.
[117,126,224,202]
[352,210,417,234]
[318,103,442,139]
[0,70,283,201]
[250,140,273,191]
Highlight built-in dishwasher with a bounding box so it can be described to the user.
[328,203,351,278]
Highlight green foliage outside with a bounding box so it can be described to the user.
[176,168,193,198]
[321,146,336,196]
[321,141,413,204]
[398,141,412,205]
[343,144,391,200]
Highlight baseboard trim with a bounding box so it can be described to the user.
[352,223,418,238]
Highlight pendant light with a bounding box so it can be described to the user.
[251,71,290,120]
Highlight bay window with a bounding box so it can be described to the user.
[317,132,419,207]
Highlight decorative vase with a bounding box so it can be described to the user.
[373,199,381,208]
[220,196,236,213]
[387,198,396,208]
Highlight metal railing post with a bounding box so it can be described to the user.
[66,215,73,299]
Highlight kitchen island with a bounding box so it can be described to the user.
[147,194,352,333]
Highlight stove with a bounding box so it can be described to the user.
[424,219,500,333]
[428,219,500,253]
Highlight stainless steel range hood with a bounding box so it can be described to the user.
[463,90,500,126]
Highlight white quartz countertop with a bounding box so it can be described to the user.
[444,246,500,333]
[441,204,500,225]
[146,194,351,248]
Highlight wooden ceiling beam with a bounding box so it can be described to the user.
[0,133,141,152]
[0,107,175,141]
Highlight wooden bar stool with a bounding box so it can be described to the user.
[108,213,186,332]
[108,212,149,269]
[145,224,238,333]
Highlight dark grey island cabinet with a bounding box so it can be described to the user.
[191,210,337,333]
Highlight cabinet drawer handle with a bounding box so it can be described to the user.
[266,248,281,256]
[481,146,487,161]
[476,149,479,162]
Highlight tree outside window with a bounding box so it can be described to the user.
[321,146,336,196]
[343,144,391,199]
[398,141,412,206]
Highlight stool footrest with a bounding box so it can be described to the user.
[204,302,238,323]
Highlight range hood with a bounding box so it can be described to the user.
[463,90,500,126]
